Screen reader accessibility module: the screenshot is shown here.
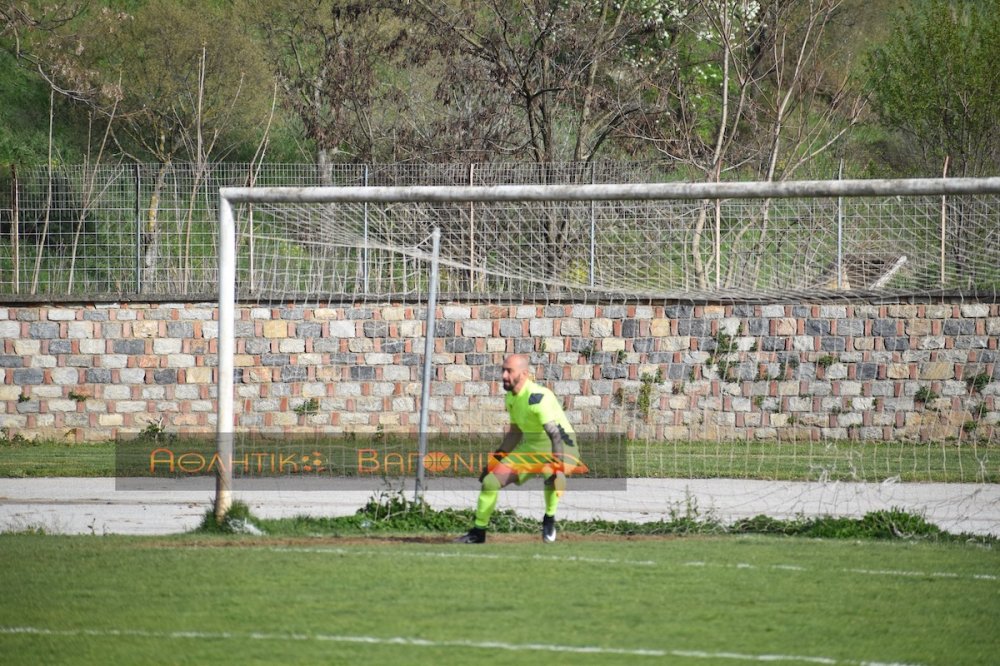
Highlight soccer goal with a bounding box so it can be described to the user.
[215,177,1000,534]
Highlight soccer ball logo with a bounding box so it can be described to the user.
[422,451,451,473]
[300,451,325,473]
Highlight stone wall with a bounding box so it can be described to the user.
[1,301,997,442]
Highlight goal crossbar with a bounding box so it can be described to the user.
[220,176,1000,205]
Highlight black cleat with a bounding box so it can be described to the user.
[453,526,487,544]
[542,514,557,543]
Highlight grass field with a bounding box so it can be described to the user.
[2,436,998,483]
[3,435,997,664]
[1,529,997,666]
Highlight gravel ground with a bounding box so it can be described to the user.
[2,477,997,536]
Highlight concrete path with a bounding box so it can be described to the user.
[2,477,998,536]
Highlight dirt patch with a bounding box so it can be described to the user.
[140,531,687,549]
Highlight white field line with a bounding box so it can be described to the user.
[256,545,998,581]
[267,545,657,566]
[0,625,923,666]
[681,560,998,582]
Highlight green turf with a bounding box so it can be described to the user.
[2,436,997,483]
[0,531,996,665]
[0,440,115,477]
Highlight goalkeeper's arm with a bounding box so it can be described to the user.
[542,421,568,494]
[542,421,567,469]
[479,425,522,481]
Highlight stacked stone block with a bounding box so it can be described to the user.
[1,301,996,442]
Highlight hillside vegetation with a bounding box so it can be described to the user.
[1,0,997,179]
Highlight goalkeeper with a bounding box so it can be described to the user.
[455,353,584,544]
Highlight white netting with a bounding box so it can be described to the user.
[220,184,999,536]
[235,192,1000,302]
[235,202,433,300]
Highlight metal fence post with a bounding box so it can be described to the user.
[11,164,19,294]
[589,162,596,288]
[363,164,370,294]
[135,163,142,294]
[941,156,949,287]
[714,198,722,290]
[469,162,476,291]
[837,160,844,290]
[248,164,257,294]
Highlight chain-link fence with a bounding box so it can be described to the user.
[2,162,998,300]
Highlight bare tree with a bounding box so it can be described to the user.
[626,0,863,288]
[411,0,678,165]
[1,1,88,100]
[242,0,417,180]
[408,0,684,281]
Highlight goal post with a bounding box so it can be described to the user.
[215,190,444,520]
[214,178,1000,523]
[216,195,235,521]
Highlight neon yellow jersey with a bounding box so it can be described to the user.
[505,379,576,450]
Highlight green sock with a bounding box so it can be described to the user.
[543,486,559,517]
[474,473,501,528]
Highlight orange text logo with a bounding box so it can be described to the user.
[149,447,326,475]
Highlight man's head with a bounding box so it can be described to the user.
[501,354,531,394]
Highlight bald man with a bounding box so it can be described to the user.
[454,354,582,544]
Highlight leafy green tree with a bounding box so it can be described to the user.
[867,0,1000,177]
[0,1,93,163]
[0,2,86,82]
[867,0,1000,287]
[85,1,275,164]
[15,1,281,291]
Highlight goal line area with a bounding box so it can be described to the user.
[212,178,1000,534]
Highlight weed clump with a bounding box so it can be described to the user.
[193,494,993,545]
[197,501,265,535]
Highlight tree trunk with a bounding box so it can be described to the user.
[142,162,170,294]
[317,147,334,186]
[690,204,710,290]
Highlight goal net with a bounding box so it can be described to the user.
[214,178,1000,536]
